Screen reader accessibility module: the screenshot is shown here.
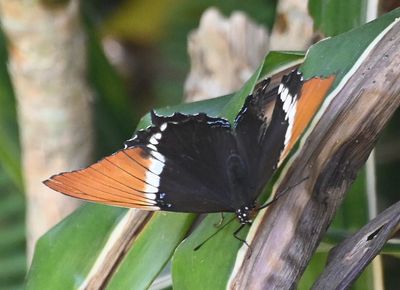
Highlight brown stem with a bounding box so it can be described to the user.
[231,20,400,290]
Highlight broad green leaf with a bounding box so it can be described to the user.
[106,213,195,290]
[309,0,367,36]
[172,214,244,290]
[26,205,127,289]
[302,8,400,80]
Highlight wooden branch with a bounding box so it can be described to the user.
[269,0,314,50]
[312,201,400,289]
[230,20,400,290]
[0,0,93,262]
[81,211,151,289]
[184,7,269,102]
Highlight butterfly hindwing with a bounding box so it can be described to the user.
[46,112,248,213]
[234,70,304,201]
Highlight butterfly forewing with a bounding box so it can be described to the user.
[45,70,308,216]
[234,71,304,201]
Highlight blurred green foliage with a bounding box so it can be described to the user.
[0,0,399,289]
[309,0,367,36]
[85,0,278,110]
[0,24,25,290]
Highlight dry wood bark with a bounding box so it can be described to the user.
[0,0,93,262]
[184,7,269,102]
[312,200,400,289]
[269,0,314,50]
[230,20,400,290]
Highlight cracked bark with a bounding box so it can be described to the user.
[230,20,400,290]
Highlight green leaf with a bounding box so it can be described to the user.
[309,0,367,36]
[302,8,400,80]
[172,214,244,290]
[26,205,127,289]
[106,213,195,290]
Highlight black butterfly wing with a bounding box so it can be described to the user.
[234,70,304,201]
[45,112,241,213]
[45,70,319,215]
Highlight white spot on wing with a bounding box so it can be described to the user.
[147,144,157,151]
[154,133,162,140]
[143,184,158,194]
[145,170,160,188]
[151,151,165,163]
[160,123,167,131]
[143,192,157,200]
[283,94,292,112]
[149,137,158,145]
[280,87,289,102]
[278,83,283,94]
[144,157,165,189]
[284,100,298,146]
[148,158,164,175]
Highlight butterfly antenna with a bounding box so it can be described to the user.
[258,176,309,210]
[194,216,237,251]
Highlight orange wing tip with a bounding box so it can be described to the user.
[52,172,157,204]
[280,74,336,161]
[42,146,168,211]
[44,176,161,210]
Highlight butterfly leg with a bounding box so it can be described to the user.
[233,224,252,256]
[214,212,225,227]
[233,224,249,247]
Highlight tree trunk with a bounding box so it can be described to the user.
[0,0,93,263]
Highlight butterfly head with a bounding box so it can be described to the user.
[235,204,257,225]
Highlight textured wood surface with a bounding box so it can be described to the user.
[312,200,400,289]
[184,7,269,102]
[230,20,400,290]
[269,0,314,50]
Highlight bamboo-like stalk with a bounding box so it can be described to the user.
[0,0,93,263]
[230,20,400,290]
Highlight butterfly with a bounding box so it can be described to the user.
[44,69,334,225]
